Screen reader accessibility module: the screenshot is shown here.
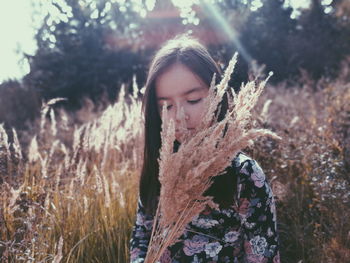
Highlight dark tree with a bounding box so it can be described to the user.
[289,0,350,80]
[239,0,297,82]
[24,0,149,109]
[0,80,40,130]
[237,0,350,82]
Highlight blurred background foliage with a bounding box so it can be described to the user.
[1,0,350,133]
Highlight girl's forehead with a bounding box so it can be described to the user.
[155,63,207,99]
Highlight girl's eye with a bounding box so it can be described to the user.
[159,99,200,111]
[159,105,172,111]
[188,99,201,104]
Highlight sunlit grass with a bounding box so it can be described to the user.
[0,86,144,262]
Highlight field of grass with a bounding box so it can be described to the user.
[0,75,349,262]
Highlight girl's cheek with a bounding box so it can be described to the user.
[196,103,206,118]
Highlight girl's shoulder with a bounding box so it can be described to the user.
[230,151,256,170]
[231,151,252,168]
[230,151,266,185]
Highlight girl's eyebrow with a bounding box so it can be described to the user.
[157,87,206,101]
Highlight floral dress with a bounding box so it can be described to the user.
[129,152,280,263]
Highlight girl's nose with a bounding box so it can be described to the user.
[175,106,189,124]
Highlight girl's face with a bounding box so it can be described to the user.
[155,63,209,142]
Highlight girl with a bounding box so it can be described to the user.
[129,35,280,263]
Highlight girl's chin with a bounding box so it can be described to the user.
[175,129,195,143]
[175,134,182,143]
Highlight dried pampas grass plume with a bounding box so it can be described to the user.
[144,53,281,263]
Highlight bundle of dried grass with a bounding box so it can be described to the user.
[144,53,281,263]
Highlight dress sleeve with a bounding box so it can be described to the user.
[237,159,280,263]
[129,196,154,263]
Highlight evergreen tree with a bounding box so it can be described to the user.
[25,0,148,109]
[289,0,350,80]
[239,0,297,82]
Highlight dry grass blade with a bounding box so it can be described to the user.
[40,98,67,134]
[53,236,64,263]
[12,128,23,161]
[0,124,10,178]
[28,136,42,163]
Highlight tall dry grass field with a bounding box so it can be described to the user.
[0,87,144,262]
[248,75,350,263]
[0,73,349,262]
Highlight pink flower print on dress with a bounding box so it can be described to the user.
[201,204,212,215]
[204,242,223,257]
[144,220,154,231]
[224,231,240,243]
[244,240,253,254]
[135,212,145,225]
[220,208,232,217]
[135,209,153,230]
[130,248,141,261]
[251,162,266,188]
[183,235,209,256]
[250,235,268,256]
[159,248,172,263]
[244,241,267,263]
[134,229,146,239]
[239,198,250,217]
[191,215,219,229]
[273,251,281,263]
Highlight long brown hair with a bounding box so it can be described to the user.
[140,34,236,216]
